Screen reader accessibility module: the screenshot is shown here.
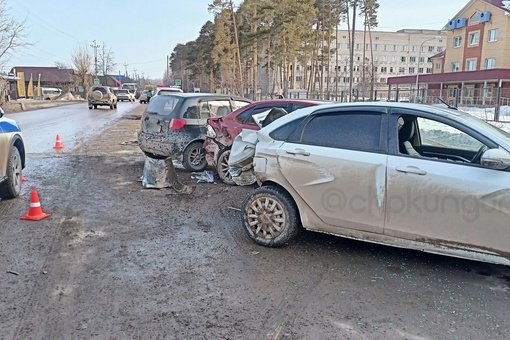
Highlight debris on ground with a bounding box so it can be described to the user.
[120,140,138,146]
[191,171,215,183]
[140,157,195,194]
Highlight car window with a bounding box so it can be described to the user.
[416,117,484,152]
[232,100,251,110]
[147,96,181,116]
[293,112,383,152]
[92,87,108,94]
[237,104,289,125]
[199,100,231,119]
[269,117,307,141]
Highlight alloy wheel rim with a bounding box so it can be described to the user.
[219,150,231,180]
[246,196,286,239]
[12,150,22,191]
[191,147,205,166]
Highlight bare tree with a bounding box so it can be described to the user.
[71,43,92,94]
[97,43,116,76]
[0,0,32,69]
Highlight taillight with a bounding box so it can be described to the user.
[170,118,186,130]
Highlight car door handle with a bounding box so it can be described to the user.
[286,148,310,156]
[395,166,427,175]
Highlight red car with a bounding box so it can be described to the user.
[204,99,328,184]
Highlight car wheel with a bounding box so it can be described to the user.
[241,186,300,247]
[110,103,114,110]
[216,148,235,185]
[114,103,118,109]
[93,105,97,109]
[88,104,93,110]
[182,141,207,172]
[0,145,22,199]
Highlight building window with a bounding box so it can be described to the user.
[428,46,434,52]
[453,36,462,48]
[383,44,388,51]
[488,29,498,42]
[485,58,496,69]
[379,77,386,83]
[380,66,387,72]
[337,43,342,49]
[420,45,426,52]
[466,59,477,71]
[389,67,394,73]
[419,57,425,63]
[426,68,432,73]
[435,63,441,70]
[470,12,481,25]
[418,67,424,73]
[381,55,387,61]
[409,56,416,63]
[355,43,361,50]
[451,62,460,72]
[469,32,479,46]
[409,67,415,73]
[401,56,406,62]
[437,46,443,52]
[296,76,303,82]
[392,56,397,62]
[464,86,474,98]
[373,44,379,51]
[411,45,417,52]
[366,44,370,50]
[399,67,405,73]
[401,45,408,52]
[393,45,398,51]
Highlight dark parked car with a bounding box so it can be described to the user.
[204,99,328,184]
[138,93,251,171]
[0,107,25,199]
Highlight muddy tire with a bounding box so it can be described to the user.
[241,186,300,247]
[110,103,114,110]
[0,145,22,199]
[88,104,93,110]
[93,104,97,109]
[216,148,235,185]
[182,141,207,172]
[114,103,117,109]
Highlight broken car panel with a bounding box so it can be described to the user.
[230,102,510,266]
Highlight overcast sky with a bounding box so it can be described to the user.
[7,0,469,78]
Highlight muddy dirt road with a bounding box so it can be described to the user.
[1,104,510,339]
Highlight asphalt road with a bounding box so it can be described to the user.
[1,103,510,339]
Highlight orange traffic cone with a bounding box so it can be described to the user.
[53,135,64,149]
[21,190,51,221]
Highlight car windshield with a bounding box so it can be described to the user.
[146,95,181,116]
[93,87,108,94]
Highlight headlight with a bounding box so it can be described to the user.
[206,125,217,138]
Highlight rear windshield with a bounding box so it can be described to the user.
[118,89,128,94]
[146,95,181,116]
[92,87,108,94]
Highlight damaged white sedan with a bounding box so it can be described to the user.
[228,102,510,266]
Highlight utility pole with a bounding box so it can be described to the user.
[123,62,129,78]
[90,40,100,78]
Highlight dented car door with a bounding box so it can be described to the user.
[276,108,388,234]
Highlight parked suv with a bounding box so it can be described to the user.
[87,86,118,110]
[138,93,251,171]
[204,99,328,184]
[0,107,25,199]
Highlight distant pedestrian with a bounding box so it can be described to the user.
[147,89,153,102]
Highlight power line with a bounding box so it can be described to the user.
[11,0,81,43]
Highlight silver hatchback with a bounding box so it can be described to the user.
[229,102,510,266]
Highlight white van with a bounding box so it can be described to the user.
[41,87,63,100]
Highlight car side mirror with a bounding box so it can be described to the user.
[481,148,510,170]
[0,107,4,118]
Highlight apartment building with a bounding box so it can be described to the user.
[290,28,446,99]
[388,0,510,108]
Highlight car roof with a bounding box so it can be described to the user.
[151,92,251,101]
